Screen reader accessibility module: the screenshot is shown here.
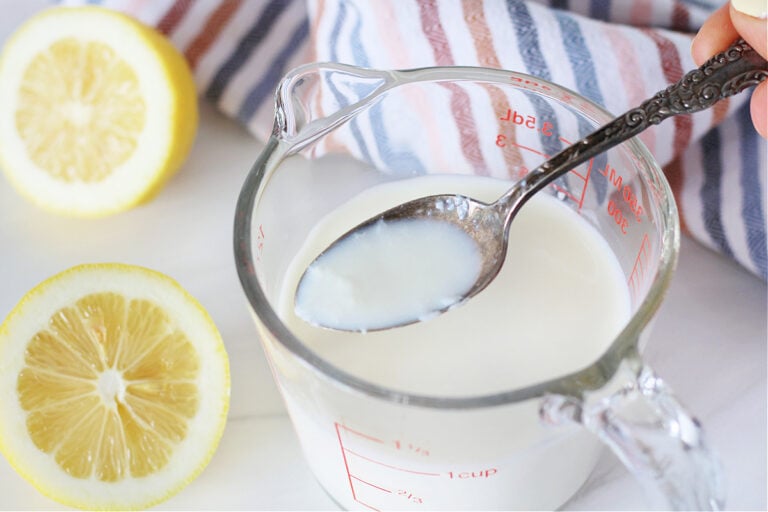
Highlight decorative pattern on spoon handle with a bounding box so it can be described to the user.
[523,39,767,196]
[622,38,767,129]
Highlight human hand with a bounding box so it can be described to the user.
[692,0,767,138]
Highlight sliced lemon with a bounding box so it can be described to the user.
[0,7,198,217]
[0,264,229,510]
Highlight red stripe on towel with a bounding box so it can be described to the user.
[157,0,193,35]
[644,29,692,159]
[417,0,489,175]
[462,0,525,175]
[185,0,243,69]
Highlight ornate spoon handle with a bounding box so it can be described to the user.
[499,38,767,215]
[610,38,767,132]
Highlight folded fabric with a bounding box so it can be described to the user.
[60,0,768,280]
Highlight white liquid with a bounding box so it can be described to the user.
[295,218,482,331]
[277,174,631,397]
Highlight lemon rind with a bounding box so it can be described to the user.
[0,263,230,510]
[0,7,198,218]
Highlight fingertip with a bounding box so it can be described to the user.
[690,33,707,66]
[692,3,741,66]
[730,2,768,61]
[750,82,768,140]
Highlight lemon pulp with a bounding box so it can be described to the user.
[0,6,198,217]
[19,292,200,482]
[16,39,146,183]
[0,264,229,510]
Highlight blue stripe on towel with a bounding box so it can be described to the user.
[590,0,611,21]
[237,17,309,123]
[554,13,604,106]
[329,2,424,174]
[550,0,568,10]
[325,1,375,164]
[700,127,734,257]
[350,1,425,174]
[205,0,291,103]
[554,10,608,199]
[737,101,767,278]
[505,0,562,158]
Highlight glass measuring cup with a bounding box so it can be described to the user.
[234,63,722,510]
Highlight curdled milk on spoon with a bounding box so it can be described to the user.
[295,218,482,332]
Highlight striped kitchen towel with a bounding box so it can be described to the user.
[59,0,768,279]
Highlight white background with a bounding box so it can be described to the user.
[0,1,765,510]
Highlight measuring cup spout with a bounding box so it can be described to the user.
[272,62,397,153]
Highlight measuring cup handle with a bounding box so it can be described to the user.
[541,360,724,511]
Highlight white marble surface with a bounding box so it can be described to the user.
[0,3,766,510]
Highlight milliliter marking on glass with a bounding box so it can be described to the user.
[600,162,646,235]
[498,108,555,137]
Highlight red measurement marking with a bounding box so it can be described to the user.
[599,163,645,223]
[569,169,587,180]
[628,234,651,300]
[352,476,392,494]
[556,135,592,209]
[508,76,552,92]
[394,440,429,456]
[497,138,593,210]
[578,157,594,210]
[550,165,592,210]
[447,468,498,479]
[334,422,444,511]
[344,448,442,476]
[551,183,580,204]
[255,224,265,262]
[335,423,358,502]
[503,140,547,157]
[397,490,424,504]
[339,424,385,444]
[498,110,555,137]
[607,199,630,235]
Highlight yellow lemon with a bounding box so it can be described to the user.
[0,7,198,217]
[0,264,230,510]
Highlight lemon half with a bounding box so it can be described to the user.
[0,264,229,510]
[0,7,198,217]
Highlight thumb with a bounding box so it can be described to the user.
[730,0,768,60]
[731,0,768,139]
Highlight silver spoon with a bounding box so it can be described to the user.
[297,39,767,331]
